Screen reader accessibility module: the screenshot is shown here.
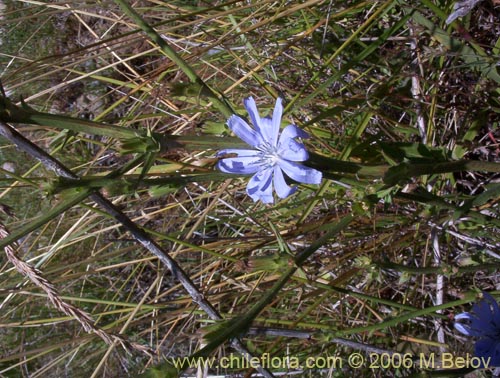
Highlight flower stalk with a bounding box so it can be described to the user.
[2,93,499,195]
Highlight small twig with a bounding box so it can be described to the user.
[247,327,312,339]
[319,0,334,58]
[431,228,446,353]
[409,23,427,144]
[247,328,400,355]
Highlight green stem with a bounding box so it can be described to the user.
[0,97,246,150]
[47,172,236,193]
[3,97,499,181]
[411,160,500,174]
[307,152,388,178]
[0,97,136,139]
[374,261,500,275]
[308,153,500,183]
[385,160,500,185]
[113,0,234,118]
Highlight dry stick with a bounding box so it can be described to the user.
[0,222,152,355]
[409,23,427,144]
[431,227,446,353]
[0,121,274,378]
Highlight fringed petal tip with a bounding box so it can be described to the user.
[279,159,322,185]
[273,165,297,199]
[454,313,474,336]
[247,168,274,203]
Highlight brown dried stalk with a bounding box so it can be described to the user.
[0,221,153,355]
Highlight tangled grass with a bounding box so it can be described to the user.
[0,0,499,377]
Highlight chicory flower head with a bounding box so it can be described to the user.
[216,97,322,203]
[454,292,500,367]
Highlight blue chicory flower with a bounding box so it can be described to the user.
[454,292,500,367]
[216,97,322,203]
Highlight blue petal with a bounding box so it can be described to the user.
[475,338,500,366]
[278,159,322,185]
[469,294,500,334]
[217,155,263,175]
[454,313,478,336]
[279,123,309,140]
[474,296,494,320]
[482,292,500,328]
[216,149,261,158]
[227,114,263,147]
[491,340,500,366]
[278,125,309,161]
[460,314,496,337]
[244,97,282,147]
[454,323,472,336]
[244,97,264,139]
[259,117,276,146]
[247,168,274,203]
[270,97,283,146]
[273,165,297,199]
[455,293,500,339]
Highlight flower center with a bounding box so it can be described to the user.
[258,142,280,166]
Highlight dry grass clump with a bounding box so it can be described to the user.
[0,1,499,377]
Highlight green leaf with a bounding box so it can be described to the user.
[455,183,500,218]
[378,142,451,164]
[201,120,227,135]
[139,360,179,378]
